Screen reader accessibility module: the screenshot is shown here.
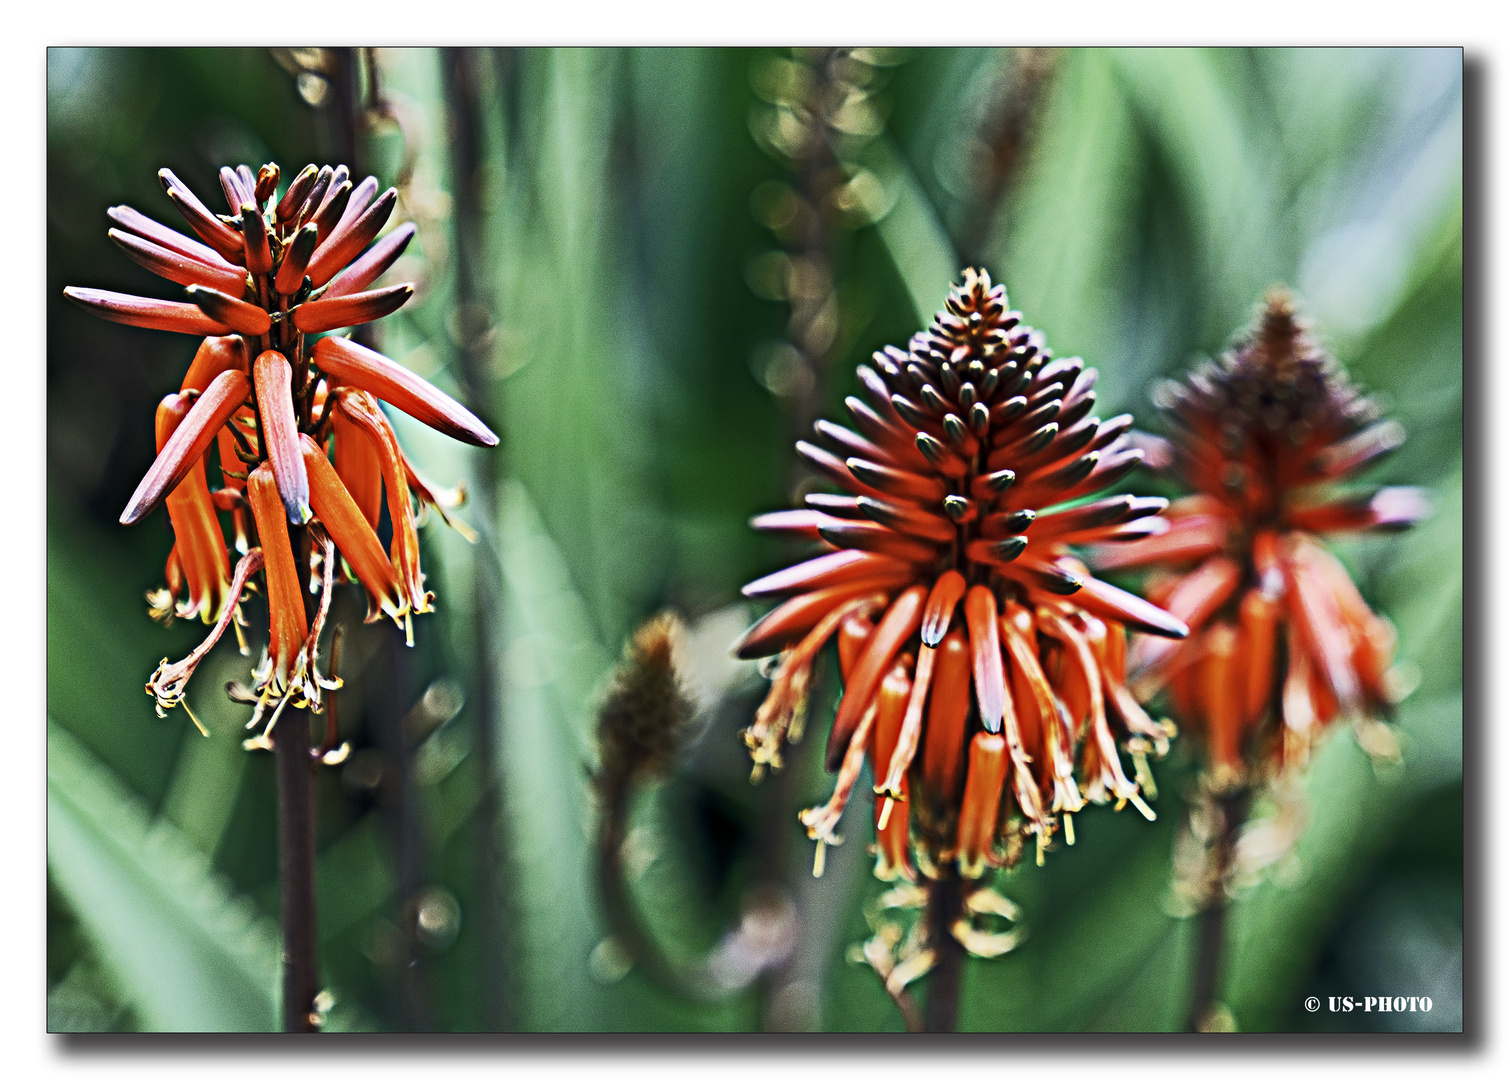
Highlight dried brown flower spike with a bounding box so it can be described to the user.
[595,612,696,794]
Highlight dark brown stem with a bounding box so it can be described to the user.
[925,869,966,1033]
[278,524,319,1033]
[1186,787,1251,1032]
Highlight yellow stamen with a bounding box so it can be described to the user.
[1133,751,1158,799]
[261,687,296,740]
[1129,791,1157,822]
[813,841,827,878]
[1063,813,1076,846]
[877,796,895,832]
[181,698,209,737]
[1035,832,1046,867]
[247,681,277,729]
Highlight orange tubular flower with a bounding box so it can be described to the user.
[328,388,434,623]
[331,398,384,531]
[737,270,1189,892]
[152,392,232,625]
[246,463,309,689]
[299,433,408,628]
[67,160,496,747]
[1098,289,1427,785]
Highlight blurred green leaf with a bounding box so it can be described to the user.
[485,478,613,1029]
[47,721,280,1032]
[860,136,959,326]
[1111,48,1286,341]
[998,49,1146,412]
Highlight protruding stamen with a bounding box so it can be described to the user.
[301,433,407,625]
[825,585,926,772]
[145,548,264,719]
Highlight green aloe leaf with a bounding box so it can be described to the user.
[479,478,615,1030]
[997,48,1146,414]
[47,721,280,1032]
[859,135,960,327]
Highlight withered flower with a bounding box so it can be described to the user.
[66,162,496,745]
[735,269,1189,889]
[1097,289,1426,787]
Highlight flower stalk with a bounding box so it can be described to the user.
[737,269,1189,1026]
[278,525,319,1034]
[1106,289,1428,1032]
[67,156,496,1031]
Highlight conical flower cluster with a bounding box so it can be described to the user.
[1096,289,1426,785]
[66,162,497,744]
[736,269,1189,881]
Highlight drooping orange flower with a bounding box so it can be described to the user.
[150,390,232,627]
[736,269,1189,883]
[66,162,497,745]
[1094,289,1426,786]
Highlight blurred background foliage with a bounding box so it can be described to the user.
[46,47,1462,1033]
